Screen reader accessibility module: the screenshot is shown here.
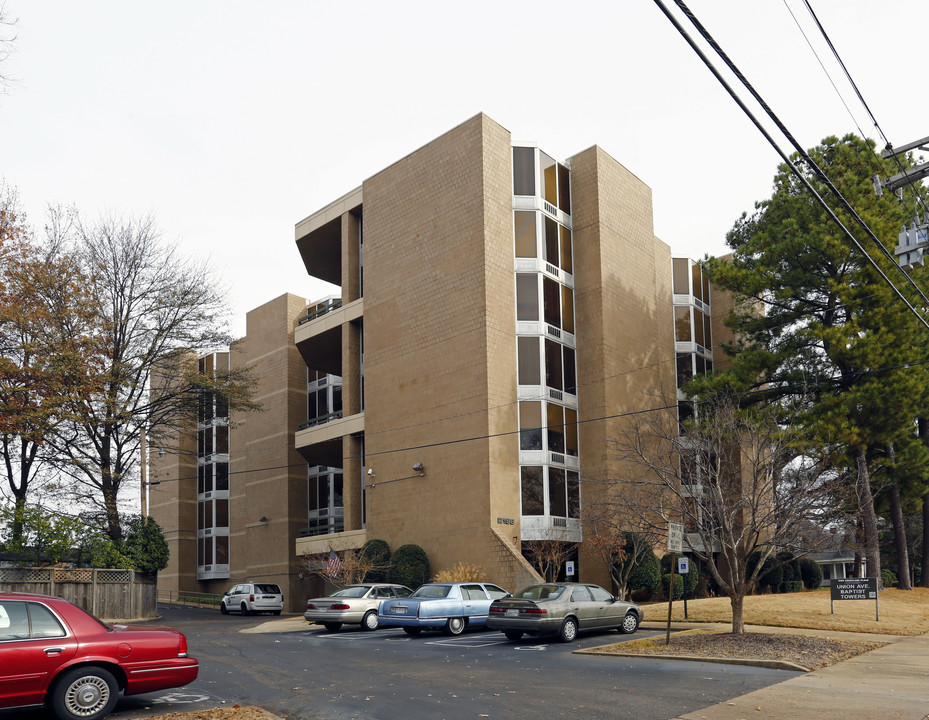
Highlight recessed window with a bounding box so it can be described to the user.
[672,258,690,295]
[521,466,544,515]
[515,211,537,258]
[518,337,541,385]
[516,274,539,321]
[513,147,536,196]
[519,401,543,450]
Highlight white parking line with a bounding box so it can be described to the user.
[425,636,512,648]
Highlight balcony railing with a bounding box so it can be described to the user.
[297,298,343,326]
[298,410,344,431]
[298,518,345,537]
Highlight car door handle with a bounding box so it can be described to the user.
[44,647,65,654]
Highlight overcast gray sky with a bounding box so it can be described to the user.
[2,1,926,337]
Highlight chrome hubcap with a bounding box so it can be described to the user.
[66,676,109,716]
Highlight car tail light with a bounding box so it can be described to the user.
[178,633,189,658]
[489,606,506,613]
[250,594,255,602]
[306,603,317,610]
[521,608,548,615]
[331,604,351,610]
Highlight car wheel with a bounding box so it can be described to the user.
[362,610,379,631]
[240,602,251,616]
[504,630,523,641]
[220,602,229,615]
[50,666,118,720]
[445,617,466,636]
[403,627,422,636]
[272,610,281,616]
[323,622,343,632]
[558,617,578,643]
[619,612,640,634]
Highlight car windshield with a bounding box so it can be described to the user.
[516,585,564,600]
[332,586,370,598]
[411,585,451,598]
[255,584,281,594]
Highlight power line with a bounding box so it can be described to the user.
[654,0,929,329]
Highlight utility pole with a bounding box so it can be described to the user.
[872,135,929,269]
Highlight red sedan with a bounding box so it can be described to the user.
[0,591,199,720]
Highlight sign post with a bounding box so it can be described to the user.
[677,556,690,619]
[665,522,684,645]
[830,577,879,622]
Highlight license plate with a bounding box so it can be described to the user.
[505,609,518,618]
[317,607,327,612]
[391,606,408,614]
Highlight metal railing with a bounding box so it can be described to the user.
[297,298,343,326]
[157,588,224,607]
[297,410,344,431]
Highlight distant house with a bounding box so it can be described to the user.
[810,551,866,586]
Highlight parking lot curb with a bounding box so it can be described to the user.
[575,646,810,672]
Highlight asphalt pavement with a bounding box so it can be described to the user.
[246,616,929,720]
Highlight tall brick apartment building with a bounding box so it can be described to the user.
[149,113,718,611]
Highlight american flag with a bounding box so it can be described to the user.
[326,549,342,578]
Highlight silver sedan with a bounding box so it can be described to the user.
[304,583,412,631]
[486,582,641,642]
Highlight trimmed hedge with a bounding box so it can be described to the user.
[360,539,391,582]
[386,544,430,589]
[798,557,823,589]
[627,549,661,601]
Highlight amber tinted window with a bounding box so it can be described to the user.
[515,211,537,258]
[704,313,712,350]
[674,306,691,342]
[561,286,574,334]
[544,217,559,265]
[672,258,690,295]
[521,466,544,515]
[702,270,711,307]
[541,153,557,205]
[676,353,693,387]
[565,408,578,456]
[518,337,541,385]
[694,311,705,346]
[560,226,573,274]
[563,346,576,395]
[519,401,543,451]
[513,147,536,196]
[543,277,561,328]
[547,402,565,453]
[692,263,703,303]
[516,274,539,321]
[558,163,571,214]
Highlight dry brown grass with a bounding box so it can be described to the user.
[640,587,929,635]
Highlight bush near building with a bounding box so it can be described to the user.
[386,544,430,589]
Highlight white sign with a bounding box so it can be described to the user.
[667,522,684,553]
[677,556,689,574]
[565,561,575,576]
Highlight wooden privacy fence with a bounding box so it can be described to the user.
[0,567,157,620]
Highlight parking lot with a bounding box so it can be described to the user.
[4,604,803,720]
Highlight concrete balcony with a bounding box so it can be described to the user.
[294,297,364,376]
[295,411,365,468]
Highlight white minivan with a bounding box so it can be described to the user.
[220,582,284,615]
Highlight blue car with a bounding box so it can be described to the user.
[378,582,510,636]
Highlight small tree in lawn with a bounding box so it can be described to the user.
[607,395,833,633]
[581,503,655,600]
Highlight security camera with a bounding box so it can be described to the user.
[412,462,424,473]
[367,468,375,476]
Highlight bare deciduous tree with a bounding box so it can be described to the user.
[50,210,257,540]
[522,529,576,583]
[303,548,388,588]
[606,397,834,633]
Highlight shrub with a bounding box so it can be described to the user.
[360,539,391,582]
[433,561,484,582]
[798,557,823,589]
[627,549,661,601]
[122,516,169,572]
[748,551,782,593]
[386,544,430,589]
[660,573,684,600]
[881,568,898,588]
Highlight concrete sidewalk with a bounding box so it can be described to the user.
[668,629,929,720]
